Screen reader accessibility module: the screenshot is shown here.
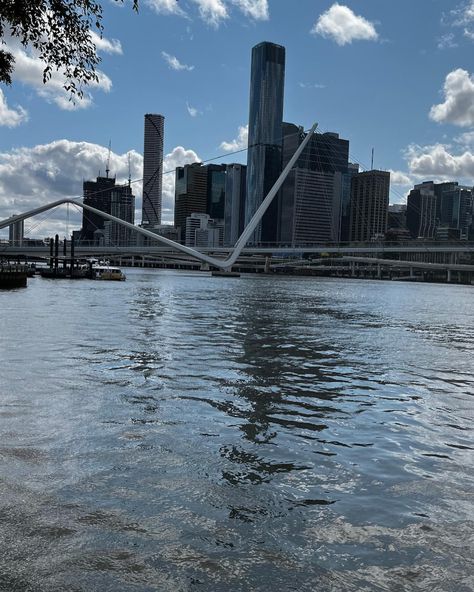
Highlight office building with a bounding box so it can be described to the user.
[207,165,226,220]
[245,41,285,244]
[386,204,410,241]
[340,163,360,242]
[435,182,472,240]
[80,176,117,242]
[174,163,227,243]
[80,175,134,244]
[142,113,165,227]
[104,184,135,246]
[406,181,438,239]
[224,164,247,246]
[185,213,223,248]
[350,170,390,241]
[278,123,350,244]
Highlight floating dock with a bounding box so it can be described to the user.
[0,264,28,289]
[211,270,241,278]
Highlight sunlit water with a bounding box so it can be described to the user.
[0,270,473,591]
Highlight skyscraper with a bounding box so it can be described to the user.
[80,175,117,242]
[435,182,472,240]
[174,163,227,243]
[278,123,350,244]
[245,42,285,244]
[406,180,473,240]
[80,175,135,245]
[224,164,247,246]
[142,113,164,227]
[406,181,438,239]
[350,170,390,241]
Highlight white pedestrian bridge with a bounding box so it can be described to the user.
[1,120,473,272]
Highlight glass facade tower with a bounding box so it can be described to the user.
[245,42,285,244]
[142,113,164,227]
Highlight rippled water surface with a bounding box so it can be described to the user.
[0,270,473,591]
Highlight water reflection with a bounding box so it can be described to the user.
[0,272,473,591]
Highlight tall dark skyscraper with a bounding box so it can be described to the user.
[350,170,390,242]
[278,123,350,244]
[80,176,117,242]
[80,175,134,244]
[245,41,285,244]
[142,113,164,227]
[407,181,438,239]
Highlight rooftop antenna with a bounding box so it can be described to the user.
[106,140,111,178]
[371,147,374,170]
[128,153,131,187]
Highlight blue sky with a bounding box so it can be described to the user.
[1,0,473,236]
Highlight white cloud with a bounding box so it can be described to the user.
[161,146,201,222]
[0,140,201,234]
[311,3,378,46]
[405,143,474,181]
[429,69,474,127]
[298,82,326,89]
[5,37,112,110]
[0,141,142,237]
[220,124,248,151]
[231,0,269,20]
[444,1,474,41]
[89,31,123,55]
[455,130,474,148]
[191,0,228,27]
[145,0,186,15]
[161,51,195,71]
[186,102,201,117]
[389,170,413,186]
[437,33,458,49]
[146,0,267,25]
[0,89,29,127]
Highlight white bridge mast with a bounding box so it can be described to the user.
[0,123,318,271]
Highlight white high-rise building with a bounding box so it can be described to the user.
[142,113,164,226]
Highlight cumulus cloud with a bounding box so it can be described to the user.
[231,0,269,20]
[0,140,201,235]
[220,124,248,151]
[389,170,413,186]
[5,37,112,110]
[161,146,201,222]
[405,143,474,181]
[89,30,123,54]
[429,69,474,127]
[0,141,142,237]
[161,51,195,71]
[311,3,378,46]
[0,89,29,127]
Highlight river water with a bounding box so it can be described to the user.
[0,270,472,591]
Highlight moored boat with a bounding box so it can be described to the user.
[92,264,126,281]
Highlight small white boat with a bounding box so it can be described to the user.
[93,264,126,281]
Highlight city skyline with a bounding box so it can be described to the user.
[0,0,473,238]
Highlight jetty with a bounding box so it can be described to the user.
[0,263,28,289]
